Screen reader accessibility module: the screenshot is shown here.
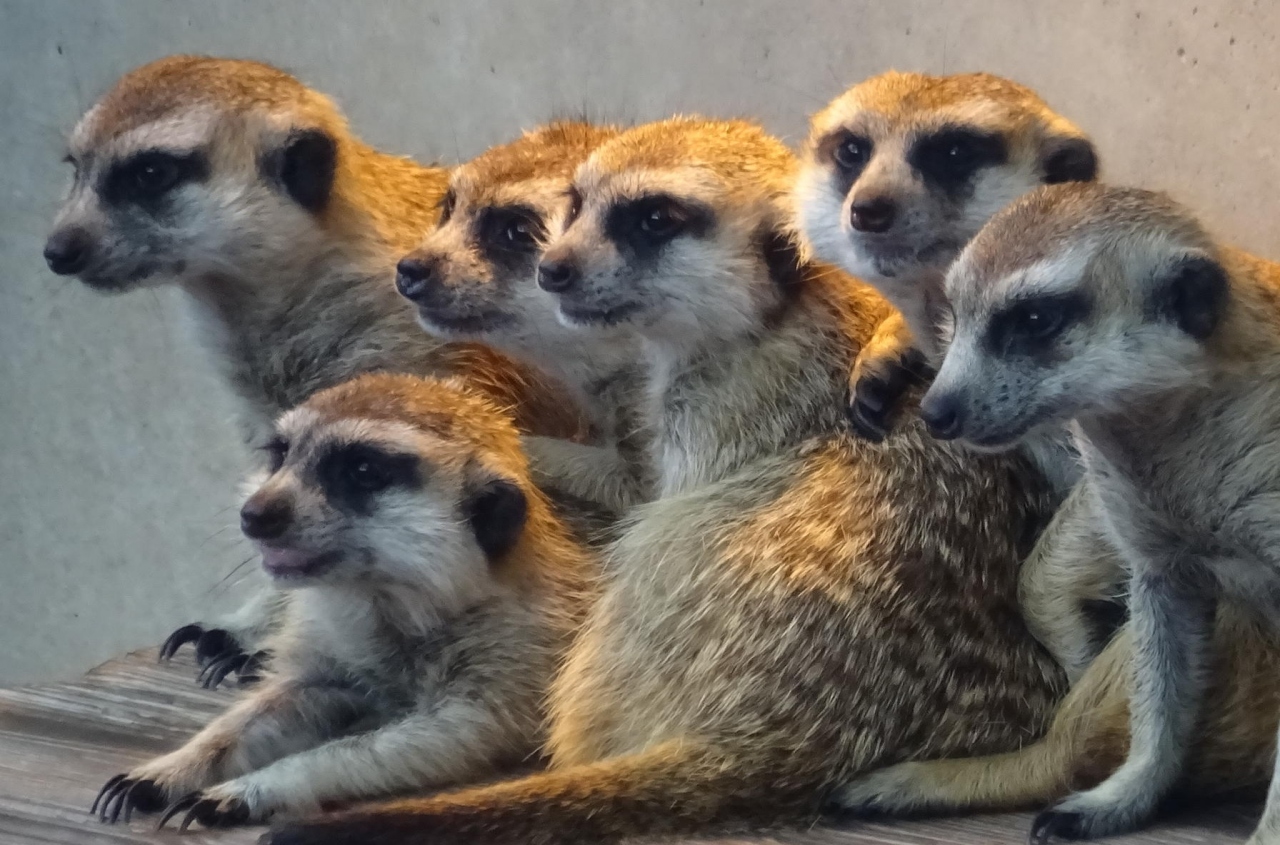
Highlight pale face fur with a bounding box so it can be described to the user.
[244,407,499,617]
[538,118,798,355]
[797,71,1097,350]
[46,57,348,293]
[923,184,1225,450]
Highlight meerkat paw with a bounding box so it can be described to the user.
[93,747,222,824]
[1030,788,1156,842]
[827,761,935,817]
[846,314,931,442]
[159,624,270,687]
[155,778,274,830]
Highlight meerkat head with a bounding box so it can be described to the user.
[395,121,619,347]
[45,55,348,292]
[921,183,1228,449]
[534,117,803,348]
[797,71,1098,305]
[239,373,531,603]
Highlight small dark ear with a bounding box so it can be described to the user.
[464,475,528,561]
[1155,255,1229,340]
[1041,136,1099,185]
[266,128,338,213]
[759,227,806,293]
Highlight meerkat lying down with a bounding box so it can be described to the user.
[92,373,595,829]
[917,183,1280,842]
[260,117,1063,845]
[46,56,589,680]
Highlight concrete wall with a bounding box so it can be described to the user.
[2,0,1277,684]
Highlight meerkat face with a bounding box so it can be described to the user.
[797,72,1098,297]
[239,374,529,599]
[535,118,801,347]
[396,122,619,345]
[44,56,342,292]
[921,184,1228,450]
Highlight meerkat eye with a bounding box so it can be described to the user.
[105,150,205,206]
[910,129,1008,191]
[987,293,1089,356]
[263,437,289,473]
[635,201,686,241]
[347,458,392,492]
[565,188,584,226]
[832,134,872,172]
[481,207,544,254]
[437,190,457,226]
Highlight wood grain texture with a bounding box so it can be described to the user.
[0,649,1258,844]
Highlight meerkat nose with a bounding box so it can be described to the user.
[43,227,94,275]
[395,255,442,302]
[537,259,580,293]
[849,197,897,234]
[240,495,293,541]
[919,393,964,440]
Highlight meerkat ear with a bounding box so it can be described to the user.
[463,473,528,561]
[1041,135,1099,185]
[265,128,338,213]
[1154,254,1229,340]
[759,226,807,292]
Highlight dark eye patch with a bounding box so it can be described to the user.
[604,193,713,261]
[437,190,457,226]
[984,291,1091,358]
[908,128,1008,196]
[818,130,874,194]
[477,204,546,267]
[263,436,289,473]
[101,149,208,208]
[316,443,421,514]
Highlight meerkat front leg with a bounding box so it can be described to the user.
[95,679,367,824]
[1019,483,1128,684]
[157,693,525,829]
[523,435,643,512]
[846,312,932,442]
[1031,561,1215,841]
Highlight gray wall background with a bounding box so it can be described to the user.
[1,0,1277,684]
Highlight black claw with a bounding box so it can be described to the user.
[237,650,271,684]
[194,629,241,666]
[91,774,126,815]
[157,792,201,830]
[1030,809,1087,844]
[159,625,205,662]
[199,652,250,689]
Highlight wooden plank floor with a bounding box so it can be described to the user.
[0,649,1259,844]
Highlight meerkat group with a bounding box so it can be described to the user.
[43,54,1280,844]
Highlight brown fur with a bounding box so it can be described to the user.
[263,118,1065,845]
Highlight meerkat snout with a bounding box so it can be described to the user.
[239,490,293,541]
[537,254,581,293]
[917,391,964,440]
[848,195,897,234]
[43,226,95,275]
[395,253,445,303]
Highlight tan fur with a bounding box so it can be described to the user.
[93,374,596,828]
[263,118,1064,845]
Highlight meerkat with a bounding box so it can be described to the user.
[261,117,1065,845]
[911,183,1280,842]
[796,70,1123,683]
[46,56,588,677]
[394,120,653,512]
[91,372,595,829]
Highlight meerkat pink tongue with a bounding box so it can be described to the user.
[259,546,323,578]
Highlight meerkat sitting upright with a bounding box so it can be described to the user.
[916,183,1280,842]
[92,373,595,829]
[394,120,653,512]
[262,118,1064,845]
[797,70,1122,682]
[45,56,587,677]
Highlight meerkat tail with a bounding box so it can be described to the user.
[264,742,817,845]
